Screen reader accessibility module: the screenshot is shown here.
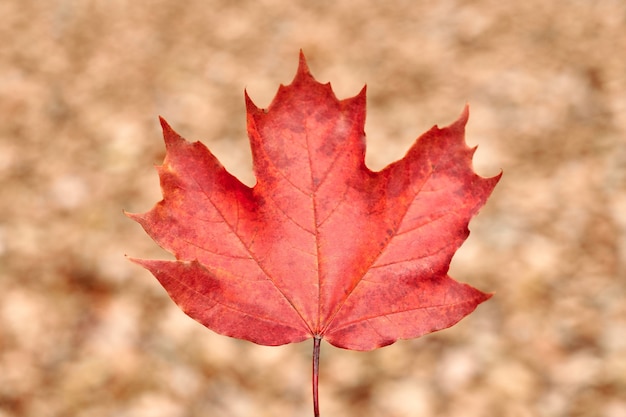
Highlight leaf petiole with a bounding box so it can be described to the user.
[313,336,321,417]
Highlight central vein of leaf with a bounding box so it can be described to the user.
[304,122,323,335]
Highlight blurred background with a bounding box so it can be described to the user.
[1,0,625,416]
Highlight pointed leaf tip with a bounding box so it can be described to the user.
[157,116,186,150]
[244,89,260,113]
[158,116,170,131]
[123,209,136,221]
[158,116,174,142]
[298,50,310,72]
[454,105,470,130]
[293,50,313,83]
[461,103,469,121]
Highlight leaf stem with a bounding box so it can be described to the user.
[313,336,321,417]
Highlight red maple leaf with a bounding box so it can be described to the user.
[126,52,500,416]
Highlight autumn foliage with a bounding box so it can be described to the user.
[127,52,500,415]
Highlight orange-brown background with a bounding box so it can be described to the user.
[1,1,624,416]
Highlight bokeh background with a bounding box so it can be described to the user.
[1,1,625,416]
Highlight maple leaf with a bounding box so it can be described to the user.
[126,52,500,416]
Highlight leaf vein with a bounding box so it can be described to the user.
[329,298,476,334]
[322,153,442,334]
[181,151,312,334]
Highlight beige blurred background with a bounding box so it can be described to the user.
[1,1,625,416]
